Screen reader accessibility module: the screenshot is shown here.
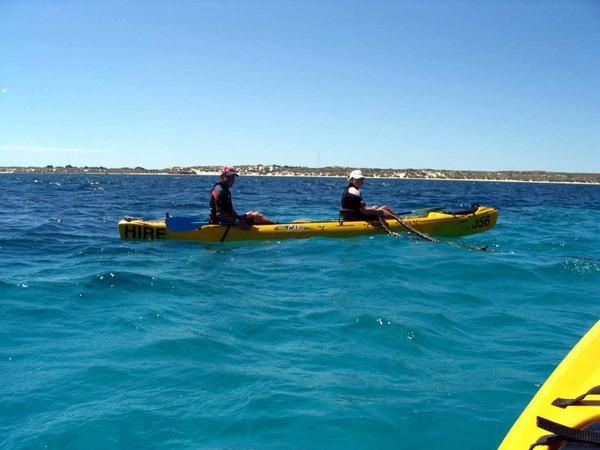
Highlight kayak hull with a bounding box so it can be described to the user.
[118,206,497,242]
[499,321,600,449]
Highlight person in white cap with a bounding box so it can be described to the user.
[340,169,396,221]
[209,165,274,226]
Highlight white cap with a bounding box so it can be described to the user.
[348,169,365,181]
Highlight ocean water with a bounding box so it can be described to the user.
[1,174,599,449]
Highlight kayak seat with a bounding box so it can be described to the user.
[339,209,352,224]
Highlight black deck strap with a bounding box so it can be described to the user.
[533,416,600,447]
[530,434,600,450]
[529,433,567,450]
[553,386,600,408]
[220,225,231,242]
[527,434,600,449]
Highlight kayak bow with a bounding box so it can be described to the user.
[500,321,600,449]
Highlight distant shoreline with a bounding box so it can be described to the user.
[1,165,599,185]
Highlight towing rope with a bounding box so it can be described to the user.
[377,213,439,243]
[377,211,488,252]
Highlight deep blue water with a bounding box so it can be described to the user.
[1,174,599,449]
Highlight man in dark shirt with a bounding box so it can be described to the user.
[209,166,274,226]
[340,170,396,221]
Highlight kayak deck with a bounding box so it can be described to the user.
[118,205,497,242]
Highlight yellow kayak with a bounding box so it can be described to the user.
[500,321,600,449]
[118,205,497,242]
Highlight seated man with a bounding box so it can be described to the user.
[340,170,396,221]
[209,166,274,226]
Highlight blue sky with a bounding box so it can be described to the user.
[1,0,599,171]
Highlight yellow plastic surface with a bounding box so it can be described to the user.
[118,206,497,242]
[499,321,600,449]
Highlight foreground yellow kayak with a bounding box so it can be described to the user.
[118,205,497,242]
[500,321,600,449]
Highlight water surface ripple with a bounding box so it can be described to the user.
[1,175,599,449]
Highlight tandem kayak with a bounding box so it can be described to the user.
[118,205,497,242]
[500,321,600,449]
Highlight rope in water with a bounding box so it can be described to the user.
[377,213,439,243]
[377,211,489,252]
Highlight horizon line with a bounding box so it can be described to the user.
[0,164,599,176]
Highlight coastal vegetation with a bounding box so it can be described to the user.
[1,164,598,184]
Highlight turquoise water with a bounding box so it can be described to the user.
[1,174,599,449]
